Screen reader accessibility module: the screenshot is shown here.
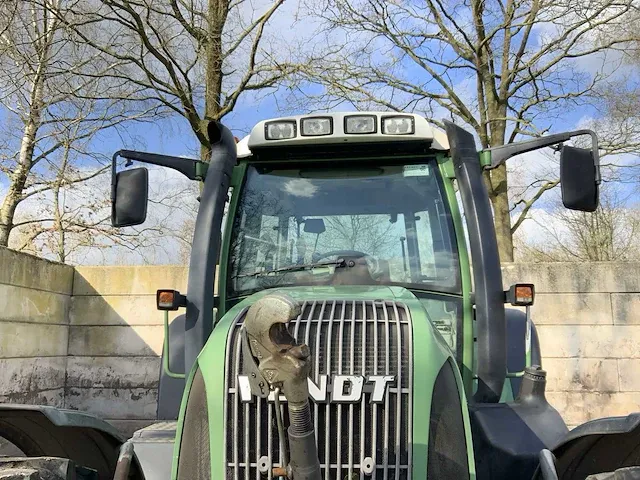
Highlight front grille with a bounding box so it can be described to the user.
[224,299,413,480]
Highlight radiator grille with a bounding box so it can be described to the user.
[224,299,413,480]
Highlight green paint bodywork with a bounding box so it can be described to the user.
[171,285,476,480]
[171,152,485,479]
[217,162,248,316]
[163,311,186,379]
[170,364,198,480]
[195,161,209,180]
[478,150,492,169]
[436,153,475,397]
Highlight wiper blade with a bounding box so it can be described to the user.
[235,259,346,278]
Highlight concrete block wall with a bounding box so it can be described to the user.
[0,247,74,407]
[1,246,639,434]
[502,262,640,428]
[68,265,188,435]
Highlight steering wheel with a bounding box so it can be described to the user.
[314,250,379,273]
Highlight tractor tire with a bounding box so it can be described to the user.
[0,457,97,480]
[586,467,640,479]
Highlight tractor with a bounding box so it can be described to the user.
[1,112,639,480]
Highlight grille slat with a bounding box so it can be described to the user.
[348,301,356,480]
[233,324,242,480]
[373,302,379,480]
[256,394,261,480]
[224,299,412,480]
[383,303,390,480]
[324,301,336,480]
[360,301,367,480]
[393,302,402,479]
[337,301,345,479]
[313,301,326,445]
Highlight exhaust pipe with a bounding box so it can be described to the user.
[184,120,237,374]
[242,294,321,480]
[444,120,507,403]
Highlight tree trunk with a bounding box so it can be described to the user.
[53,144,69,263]
[53,181,65,263]
[485,101,514,262]
[0,116,41,247]
[0,7,51,247]
[200,0,228,162]
[487,164,514,262]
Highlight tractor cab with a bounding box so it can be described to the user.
[224,115,463,357]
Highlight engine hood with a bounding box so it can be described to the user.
[227,284,422,305]
[178,285,472,479]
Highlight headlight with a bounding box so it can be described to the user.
[382,115,415,135]
[301,117,333,136]
[265,120,297,140]
[344,115,376,134]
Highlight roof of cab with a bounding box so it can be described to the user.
[236,112,449,158]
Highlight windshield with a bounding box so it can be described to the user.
[227,161,460,297]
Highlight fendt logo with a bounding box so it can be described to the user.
[237,375,395,404]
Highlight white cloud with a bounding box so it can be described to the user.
[513,207,568,245]
[8,164,198,266]
[283,178,317,198]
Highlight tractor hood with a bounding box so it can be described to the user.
[172,286,475,480]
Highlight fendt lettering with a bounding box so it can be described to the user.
[237,375,395,403]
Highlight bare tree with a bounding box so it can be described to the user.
[7,118,163,263]
[293,0,640,261]
[54,0,297,161]
[318,215,399,258]
[589,40,640,176]
[0,0,155,248]
[516,185,640,261]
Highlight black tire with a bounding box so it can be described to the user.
[586,467,640,480]
[0,457,95,480]
[0,415,118,480]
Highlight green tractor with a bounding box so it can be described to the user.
[2,113,640,480]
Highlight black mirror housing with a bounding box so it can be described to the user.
[559,145,599,212]
[112,167,149,227]
[303,218,326,234]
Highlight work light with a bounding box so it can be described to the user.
[344,115,376,134]
[382,115,415,135]
[301,117,333,136]
[265,120,296,140]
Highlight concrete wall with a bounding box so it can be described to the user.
[502,262,640,428]
[69,265,188,435]
[1,247,639,434]
[0,247,73,407]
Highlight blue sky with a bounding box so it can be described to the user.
[1,0,638,264]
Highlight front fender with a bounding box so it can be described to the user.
[0,404,124,480]
[552,413,640,479]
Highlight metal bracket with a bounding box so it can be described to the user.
[242,294,310,403]
[240,326,270,398]
[482,129,600,182]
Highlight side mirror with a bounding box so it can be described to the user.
[482,128,601,213]
[303,218,326,234]
[559,145,599,212]
[112,167,149,227]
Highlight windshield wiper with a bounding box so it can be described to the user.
[234,259,346,278]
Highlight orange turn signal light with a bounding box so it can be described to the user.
[156,289,186,311]
[505,283,535,306]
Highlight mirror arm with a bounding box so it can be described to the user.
[484,129,601,183]
[110,151,119,218]
[113,150,208,181]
